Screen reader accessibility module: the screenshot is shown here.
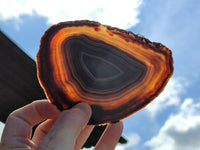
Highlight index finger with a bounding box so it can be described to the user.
[1,100,60,142]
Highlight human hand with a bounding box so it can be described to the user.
[0,100,123,150]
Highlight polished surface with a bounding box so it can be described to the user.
[37,20,173,125]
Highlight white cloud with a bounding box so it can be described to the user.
[0,121,5,141]
[145,98,200,150]
[145,77,188,118]
[0,0,142,29]
[82,146,93,150]
[116,133,140,150]
[0,122,5,141]
[81,132,140,150]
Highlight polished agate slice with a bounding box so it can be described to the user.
[36,20,173,125]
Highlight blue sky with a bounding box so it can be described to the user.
[1,0,200,149]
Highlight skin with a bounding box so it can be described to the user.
[0,100,123,150]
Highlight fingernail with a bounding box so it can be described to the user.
[73,103,92,116]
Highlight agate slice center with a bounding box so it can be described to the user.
[62,35,147,94]
[81,52,123,80]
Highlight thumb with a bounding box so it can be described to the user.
[36,103,92,150]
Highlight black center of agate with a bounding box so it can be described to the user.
[63,35,147,94]
[81,52,123,80]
